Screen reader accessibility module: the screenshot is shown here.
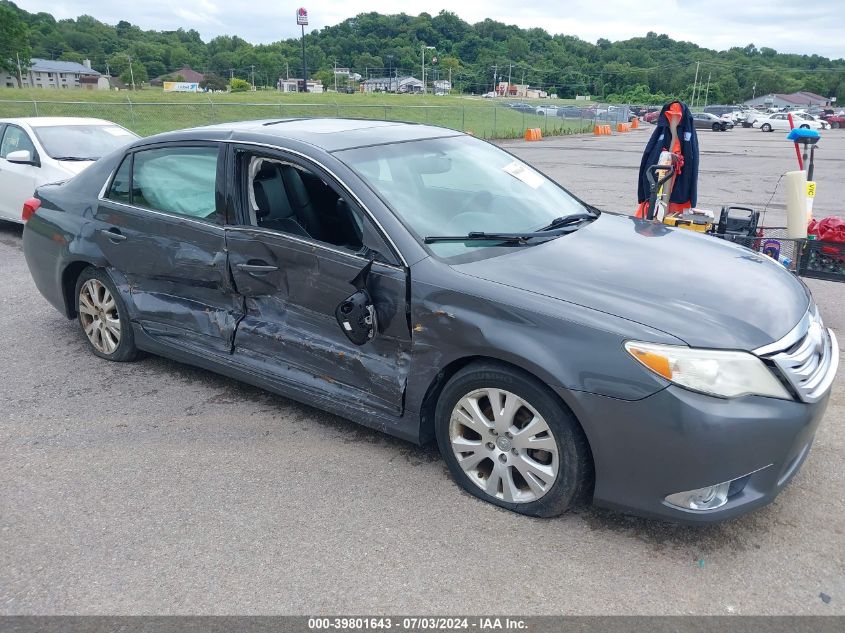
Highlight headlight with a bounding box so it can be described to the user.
[624,341,792,400]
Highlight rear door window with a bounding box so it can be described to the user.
[125,146,220,223]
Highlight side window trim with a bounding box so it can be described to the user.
[230,144,402,267]
[102,142,224,226]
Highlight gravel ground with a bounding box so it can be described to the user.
[0,126,843,615]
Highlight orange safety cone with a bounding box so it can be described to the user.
[594,125,602,136]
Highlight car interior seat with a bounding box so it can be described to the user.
[252,162,310,237]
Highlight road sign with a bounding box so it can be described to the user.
[297,7,308,25]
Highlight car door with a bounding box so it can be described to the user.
[224,145,411,416]
[0,124,39,223]
[94,142,241,354]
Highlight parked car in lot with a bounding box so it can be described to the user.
[22,119,838,522]
[754,112,830,132]
[703,105,741,119]
[0,117,139,224]
[535,105,558,116]
[556,106,587,118]
[691,112,734,131]
[501,102,535,114]
[823,113,845,128]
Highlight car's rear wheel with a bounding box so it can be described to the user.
[800,124,810,129]
[761,123,772,132]
[75,267,138,362]
[435,362,591,517]
[832,122,840,129]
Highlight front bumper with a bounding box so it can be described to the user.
[561,384,831,523]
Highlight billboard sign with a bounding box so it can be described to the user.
[296,7,308,25]
[163,81,199,93]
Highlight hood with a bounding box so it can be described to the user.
[57,160,95,175]
[451,214,810,350]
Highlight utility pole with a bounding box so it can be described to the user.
[752,82,757,100]
[250,65,255,90]
[334,60,337,92]
[492,63,498,95]
[105,61,110,78]
[128,54,136,90]
[448,66,451,93]
[421,44,434,94]
[507,62,512,92]
[300,24,308,92]
[703,72,711,108]
[286,61,289,80]
[229,68,234,80]
[691,60,700,107]
[16,52,23,88]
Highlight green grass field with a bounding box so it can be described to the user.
[0,88,595,139]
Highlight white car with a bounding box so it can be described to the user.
[753,112,830,132]
[0,117,139,224]
[535,105,559,116]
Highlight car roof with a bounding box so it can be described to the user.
[140,118,463,152]
[0,117,122,128]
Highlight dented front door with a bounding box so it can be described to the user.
[226,229,411,416]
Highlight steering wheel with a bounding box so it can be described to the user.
[445,191,494,233]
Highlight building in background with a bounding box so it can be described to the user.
[1,58,102,89]
[150,66,205,87]
[744,91,830,109]
[277,78,324,93]
[361,76,422,93]
[433,80,452,94]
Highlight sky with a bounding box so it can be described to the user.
[15,0,845,60]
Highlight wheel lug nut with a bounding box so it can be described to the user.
[498,454,507,463]
[489,428,496,435]
[486,442,495,450]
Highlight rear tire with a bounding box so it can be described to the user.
[435,362,592,518]
[832,122,840,129]
[74,267,138,362]
[761,123,772,132]
[712,122,720,131]
[800,124,810,129]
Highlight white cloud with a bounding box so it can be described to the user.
[14,0,845,59]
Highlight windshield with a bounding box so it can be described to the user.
[336,135,590,258]
[33,125,139,161]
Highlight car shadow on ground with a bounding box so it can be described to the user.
[137,351,775,555]
[0,220,23,248]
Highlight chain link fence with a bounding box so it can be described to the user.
[0,97,651,139]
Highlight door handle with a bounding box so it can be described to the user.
[236,262,278,275]
[99,228,127,242]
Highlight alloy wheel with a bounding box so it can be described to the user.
[78,279,121,354]
[448,388,559,503]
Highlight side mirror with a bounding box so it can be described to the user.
[6,150,35,165]
[335,289,377,345]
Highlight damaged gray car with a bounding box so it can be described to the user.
[22,119,837,522]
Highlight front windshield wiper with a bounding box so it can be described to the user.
[53,156,96,161]
[424,228,576,245]
[536,212,596,231]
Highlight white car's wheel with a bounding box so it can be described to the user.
[761,123,772,132]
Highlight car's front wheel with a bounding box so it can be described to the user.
[75,267,138,362]
[712,122,721,131]
[761,123,772,132]
[435,362,592,517]
[832,122,840,129]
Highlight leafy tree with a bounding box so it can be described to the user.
[200,73,227,91]
[0,2,30,86]
[229,77,251,92]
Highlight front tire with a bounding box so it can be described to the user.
[75,267,138,362]
[435,362,592,517]
[800,124,810,129]
[832,121,840,129]
[712,122,720,131]
[761,123,772,132]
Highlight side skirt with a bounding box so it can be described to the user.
[131,324,422,445]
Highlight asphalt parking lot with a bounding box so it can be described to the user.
[1,125,843,615]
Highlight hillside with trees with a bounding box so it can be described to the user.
[2,0,843,103]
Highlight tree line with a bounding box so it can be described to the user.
[2,0,844,103]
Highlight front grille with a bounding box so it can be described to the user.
[759,307,839,403]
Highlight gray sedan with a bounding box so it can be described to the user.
[22,119,837,522]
